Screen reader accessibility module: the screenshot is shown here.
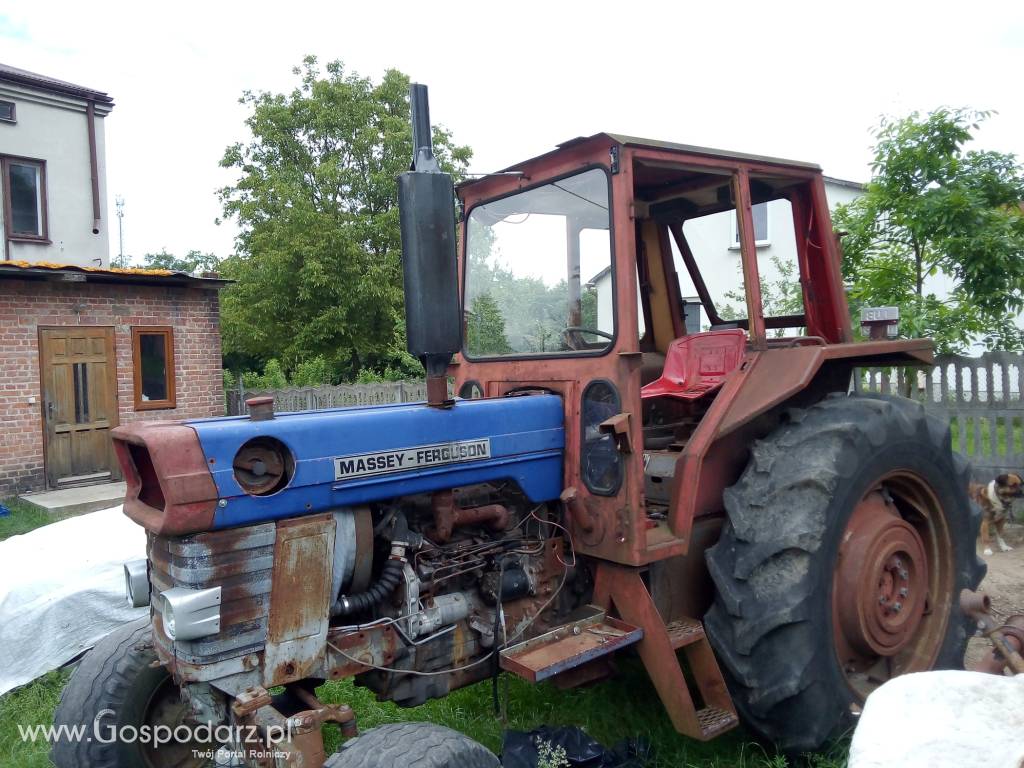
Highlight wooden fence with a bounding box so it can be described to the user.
[226,380,429,416]
[858,351,1024,479]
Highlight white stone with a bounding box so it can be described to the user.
[849,670,1024,768]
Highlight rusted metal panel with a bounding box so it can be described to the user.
[149,523,275,682]
[324,624,402,679]
[113,420,218,535]
[500,610,642,682]
[263,514,335,687]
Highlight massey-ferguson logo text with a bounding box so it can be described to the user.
[334,439,491,481]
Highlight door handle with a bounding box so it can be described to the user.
[46,400,54,422]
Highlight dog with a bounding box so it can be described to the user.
[969,472,1023,556]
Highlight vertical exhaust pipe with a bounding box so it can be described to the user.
[398,84,461,407]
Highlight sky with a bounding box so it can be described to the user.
[1,0,1023,265]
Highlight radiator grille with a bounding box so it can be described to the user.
[148,523,276,665]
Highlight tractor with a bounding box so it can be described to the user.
[52,85,984,767]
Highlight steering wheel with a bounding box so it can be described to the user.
[562,326,614,350]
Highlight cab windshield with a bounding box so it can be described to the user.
[464,168,613,357]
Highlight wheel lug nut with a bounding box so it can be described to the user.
[894,559,903,569]
[899,588,908,598]
[879,596,887,605]
[899,570,909,580]
[893,602,902,612]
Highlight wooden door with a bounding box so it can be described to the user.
[39,327,121,488]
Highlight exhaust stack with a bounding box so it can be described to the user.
[398,83,461,406]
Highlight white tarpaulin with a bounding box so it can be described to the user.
[849,670,1024,768]
[0,505,147,695]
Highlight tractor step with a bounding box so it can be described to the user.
[593,563,739,741]
[499,606,642,683]
[697,707,739,739]
[666,618,705,649]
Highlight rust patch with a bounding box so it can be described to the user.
[113,420,217,535]
[263,514,335,686]
[325,625,402,679]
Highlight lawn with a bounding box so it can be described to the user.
[0,499,848,767]
[0,497,67,541]
[0,665,847,768]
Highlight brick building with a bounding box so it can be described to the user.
[0,262,227,495]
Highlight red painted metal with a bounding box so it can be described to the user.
[734,169,766,347]
[592,561,737,740]
[112,420,217,536]
[834,491,928,658]
[640,330,746,401]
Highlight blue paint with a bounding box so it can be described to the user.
[0,503,9,518]
[184,395,565,529]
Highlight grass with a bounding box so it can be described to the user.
[0,670,70,768]
[306,660,849,767]
[0,498,67,542]
[0,660,849,767]
[0,499,848,767]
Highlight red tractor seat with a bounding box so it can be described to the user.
[640,329,746,401]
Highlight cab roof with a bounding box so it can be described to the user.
[526,132,818,172]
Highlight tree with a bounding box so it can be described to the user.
[218,58,472,380]
[833,108,1024,352]
[466,293,512,355]
[142,249,221,274]
[718,252,804,336]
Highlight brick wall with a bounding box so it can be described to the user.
[0,278,224,496]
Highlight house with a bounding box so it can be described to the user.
[0,62,113,266]
[589,175,865,333]
[0,66,228,496]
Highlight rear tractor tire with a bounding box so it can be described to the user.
[705,393,985,753]
[325,722,499,768]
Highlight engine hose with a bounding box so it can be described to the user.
[333,555,405,617]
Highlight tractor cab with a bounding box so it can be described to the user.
[453,134,922,566]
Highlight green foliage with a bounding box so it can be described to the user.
[833,108,1024,352]
[141,249,221,275]
[218,57,471,380]
[466,293,513,355]
[241,359,288,390]
[290,355,332,387]
[535,738,570,768]
[465,237,586,355]
[718,253,804,335]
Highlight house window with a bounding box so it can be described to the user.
[2,157,47,240]
[731,202,769,247]
[132,327,176,410]
[0,101,14,123]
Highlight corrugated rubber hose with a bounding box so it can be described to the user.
[333,554,406,617]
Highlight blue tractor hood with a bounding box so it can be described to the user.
[185,394,565,529]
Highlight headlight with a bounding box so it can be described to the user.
[123,560,150,608]
[160,586,221,641]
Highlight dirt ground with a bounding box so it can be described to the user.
[964,522,1024,670]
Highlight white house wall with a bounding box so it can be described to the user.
[592,179,861,332]
[0,84,110,267]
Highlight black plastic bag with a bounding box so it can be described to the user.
[501,725,651,767]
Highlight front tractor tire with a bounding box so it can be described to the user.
[325,723,499,768]
[705,393,985,753]
[51,617,213,768]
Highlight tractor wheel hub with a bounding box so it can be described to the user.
[836,490,928,657]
